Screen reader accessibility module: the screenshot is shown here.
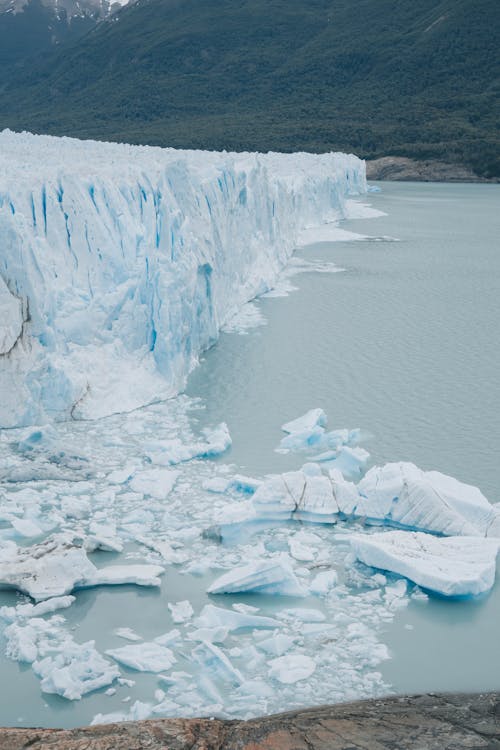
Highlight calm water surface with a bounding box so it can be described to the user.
[1,182,498,727]
[187,181,500,694]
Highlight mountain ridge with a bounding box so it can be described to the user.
[1,0,499,176]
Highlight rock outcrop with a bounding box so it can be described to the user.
[1,693,499,749]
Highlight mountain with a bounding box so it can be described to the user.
[0,0,499,176]
[0,0,127,79]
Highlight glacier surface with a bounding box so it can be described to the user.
[0,130,365,427]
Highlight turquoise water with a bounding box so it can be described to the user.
[187,181,500,694]
[0,181,498,727]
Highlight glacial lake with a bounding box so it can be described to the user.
[0,181,498,727]
[188,180,500,696]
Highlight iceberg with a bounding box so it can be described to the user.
[0,130,365,428]
[350,530,500,597]
[356,462,498,537]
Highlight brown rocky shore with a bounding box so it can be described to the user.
[1,693,499,750]
[366,156,498,183]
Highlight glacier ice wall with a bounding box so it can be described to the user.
[0,130,365,427]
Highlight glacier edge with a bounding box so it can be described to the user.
[0,130,366,427]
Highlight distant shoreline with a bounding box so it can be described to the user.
[366,156,498,183]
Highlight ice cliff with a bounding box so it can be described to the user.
[0,130,365,427]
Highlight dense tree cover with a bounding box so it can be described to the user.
[0,0,498,175]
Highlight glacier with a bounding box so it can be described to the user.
[0,130,365,427]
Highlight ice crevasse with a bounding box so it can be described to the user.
[0,130,366,427]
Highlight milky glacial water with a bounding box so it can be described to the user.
[0,181,498,728]
[187,181,500,694]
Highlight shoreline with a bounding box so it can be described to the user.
[1,692,498,749]
[366,156,498,183]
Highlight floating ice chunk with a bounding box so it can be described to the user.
[357,462,497,536]
[207,557,307,597]
[154,629,182,647]
[114,628,142,642]
[257,634,296,656]
[310,570,339,595]
[282,409,327,435]
[199,423,232,458]
[203,477,233,493]
[268,654,316,684]
[86,525,124,554]
[129,468,179,499]
[328,469,360,515]
[106,642,177,672]
[168,600,194,623]
[135,536,189,564]
[289,538,316,562]
[0,537,164,600]
[350,530,500,597]
[195,604,280,631]
[0,595,75,622]
[327,446,370,479]
[4,614,120,699]
[34,641,120,700]
[60,495,91,519]
[251,467,339,523]
[279,427,324,452]
[87,564,165,589]
[0,539,97,601]
[8,517,43,539]
[232,603,260,614]
[92,700,153,726]
[187,627,229,644]
[278,608,326,623]
[192,641,243,684]
[146,423,231,466]
[107,466,136,484]
[203,475,263,495]
[487,507,500,538]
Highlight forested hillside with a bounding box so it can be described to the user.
[1,0,498,175]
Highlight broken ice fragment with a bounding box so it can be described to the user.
[128,468,179,499]
[195,604,280,631]
[168,600,194,623]
[268,654,316,684]
[357,462,498,537]
[0,537,164,600]
[350,530,500,597]
[106,642,177,672]
[207,557,307,597]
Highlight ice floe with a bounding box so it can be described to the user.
[4,616,119,699]
[0,537,164,600]
[106,641,177,672]
[268,654,316,684]
[207,557,307,597]
[350,530,500,597]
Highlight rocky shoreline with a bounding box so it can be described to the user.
[1,693,499,749]
[366,156,498,183]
